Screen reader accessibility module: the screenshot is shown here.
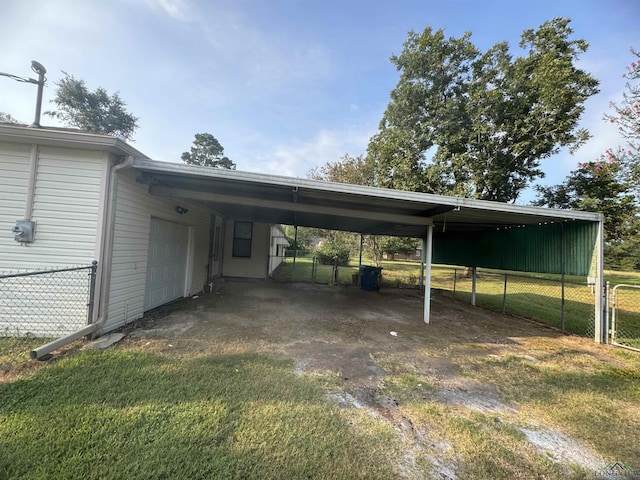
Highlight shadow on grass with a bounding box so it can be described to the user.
[0,350,398,480]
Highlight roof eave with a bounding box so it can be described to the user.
[132,159,602,223]
[0,125,149,159]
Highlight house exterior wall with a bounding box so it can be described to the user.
[104,170,211,332]
[0,142,31,271]
[0,143,106,271]
[222,220,269,278]
[0,142,106,336]
[268,225,288,275]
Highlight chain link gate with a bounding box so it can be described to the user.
[609,284,640,352]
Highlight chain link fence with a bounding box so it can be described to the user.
[1,262,97,372]
[271,253,359,286]
[609,284,640,351]
[431,266,596,338]
[271,258,598,338]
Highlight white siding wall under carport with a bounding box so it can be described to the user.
[105,170,211,332]
[222,221,270,278]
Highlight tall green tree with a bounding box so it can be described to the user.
[45,73,139,140]
[368,17,599,202]
[181,133,236,169]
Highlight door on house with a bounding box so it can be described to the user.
[144,217,189,311]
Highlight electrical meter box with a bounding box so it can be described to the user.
[12,220,35,243]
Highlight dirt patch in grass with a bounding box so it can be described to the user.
[113,279,637,477]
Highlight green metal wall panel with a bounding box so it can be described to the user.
[432,220,598,276]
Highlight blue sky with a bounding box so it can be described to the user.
[1,0,638,203]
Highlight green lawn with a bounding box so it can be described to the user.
[0,350,402,480]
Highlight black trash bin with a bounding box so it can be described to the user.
[359,265,382,291]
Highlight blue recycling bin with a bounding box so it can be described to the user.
[359,265,382,291]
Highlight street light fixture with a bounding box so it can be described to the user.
[0,60,47,128]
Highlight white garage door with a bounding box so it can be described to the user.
[144,218,189,311]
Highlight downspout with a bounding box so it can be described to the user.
[30,155,134,359]
[24,144,39,219]
[93,155,134,336]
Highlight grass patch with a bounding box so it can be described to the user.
[460,348,640,464]
[0,336,55,380]
[0,350,401,480]
[403,402,586,479]
[272,256,359,285]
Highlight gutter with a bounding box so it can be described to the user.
[29,155,134,360]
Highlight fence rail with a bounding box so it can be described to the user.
[1,262,97,372]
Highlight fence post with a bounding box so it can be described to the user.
[561,272,566,333]
[604,281,610,344]
[311,256,316,285]
[502,274,507,313]
[87,260,98,325]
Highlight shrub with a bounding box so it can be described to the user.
[315,241,351,266]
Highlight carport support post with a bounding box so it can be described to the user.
[471,267,477,306]
[594,217,605,343]
[358,234,364,287]
[422,225,433,324]
[292,226,298,283]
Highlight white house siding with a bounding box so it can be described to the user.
[268,225,289,275]
[0,143,106,337]
[105,170,211,332]
[222,220,269,278]
[0,142,31,272]
[29,146,106,266]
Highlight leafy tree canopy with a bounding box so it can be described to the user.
[45,73,139,140]
[368,17,599,202]
[181,133,236,169]
[308,154,376,186]
[0,112,21,124]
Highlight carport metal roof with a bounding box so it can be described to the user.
[133,159,601,238]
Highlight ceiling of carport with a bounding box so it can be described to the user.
[133,159,601,238]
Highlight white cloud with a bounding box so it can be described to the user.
[246,128,372,178]
[145,0,194,21]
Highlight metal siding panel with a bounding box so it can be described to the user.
[433,221,596,276]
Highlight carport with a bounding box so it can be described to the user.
[132,160,605,342]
